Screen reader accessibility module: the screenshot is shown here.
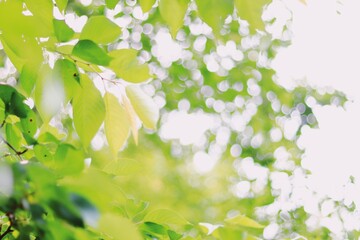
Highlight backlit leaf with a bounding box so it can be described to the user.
[53,19,75,42]
[109,49,151,83]
[144,209,189,230]
[73,75,105,148]
[72,40,112,66]
[104,92,130,155]
[98,214,142,240]
[159,0,190,38]
[225,214,264,229]
[126,85,159,130]
[80,16,121,44]
[105,0,118,9]
[139,0,156,12]
[195,0,234,37]
[56,0,68,12]
[54,144,85,175]
[103,157,140,176]
[53,59,80,102]
[122,95,139,145]
[235,0,271,33]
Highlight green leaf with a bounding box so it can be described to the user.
[53,19,75,42]
[18,63,37,97]
[139,0,156,12]
[24,0,53,22]
[0,85,30,119]
[195,0,234,37]
[80,16,121,44]
[34,144,54,163]
[104,93,130,155]
[54,144,85,175]
[72,40,112,66]
[109,49,151,83]
[20,110,38,137]
[0,99,5,123]
[103,157,140,176]
[56,0,68,12]
[235,0,270,33]
[125,85,159,130]
[53,59,80,102]
[225,214,264,229]
[159,0,190,38]
[105,0,118,9]
[6,123,24,150]
[144,209,189,231]
[73,75,105,148]
[98,214,142,240]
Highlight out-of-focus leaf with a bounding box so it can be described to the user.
[53,19,75,42]
[105,0,118,9]
[72,40,112,66]
[144,209,189,230]
[80,16,121,44]
[159,0,190,38]
[103,157,141,176]
[139,0,156,12]
[54,144,84,175]
[109,49,151,83]
[235,0,271,33]
[98,214,142,240]
[56,0,68,12]
[225,214,264,229]
[104,93,130,155]
[34,65,65,122]
[195,0,234,37]
[73,75,105,148]
[126,85,159,130]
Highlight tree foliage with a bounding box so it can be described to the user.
[0,0,348,239]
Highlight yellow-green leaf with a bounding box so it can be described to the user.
[122,95,139,145]
[73,75,105,148]
[195,0,233,37]
[53,19,75,42]
[235,0,271,33]
[0,99,5,123]
[56,0,68,12]
[144,209,189,231]
[53,59,80,103]
[72,40,112,66]
[159,0,190,38]
[139,0,156,12]
[225,214,264,229]
[126,85,159,130]
[98,214,142,240]
[109,49,151,83]
[80,16,121,45]
[105,0,118,9]
[103,157,141,176]
[104,92,130,155]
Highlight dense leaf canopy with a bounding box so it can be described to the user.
[0,0,349,239]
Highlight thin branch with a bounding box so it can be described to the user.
[0,135,27,160]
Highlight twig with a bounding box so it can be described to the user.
[0,135,27,160]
